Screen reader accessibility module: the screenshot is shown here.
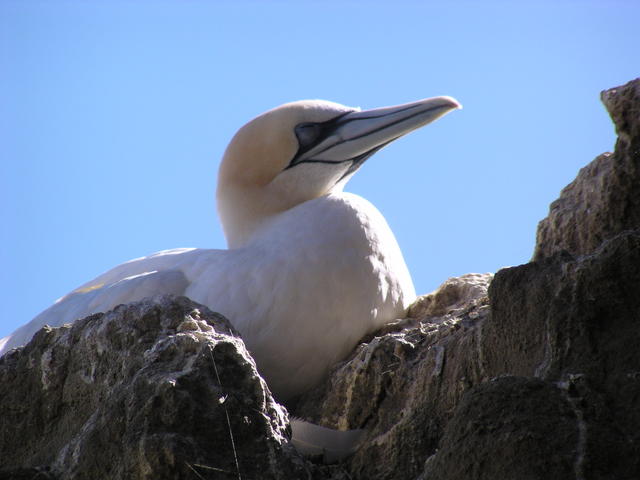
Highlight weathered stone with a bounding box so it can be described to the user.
[0,468,57,480]
[534,78,640,260]
[0,296,315,479]
[407,272,493,319]
[480,79,640,478]
[422,377,579,480]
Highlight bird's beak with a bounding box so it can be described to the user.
[290,96,461,173]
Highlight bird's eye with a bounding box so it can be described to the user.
[294,123,322,148]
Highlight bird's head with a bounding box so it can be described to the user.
[217,96,461,247]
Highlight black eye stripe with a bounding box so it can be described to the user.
[289,111,353,168]
[294,123,322,146]
[296,111,352,145]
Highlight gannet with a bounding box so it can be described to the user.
[0,96,460,402]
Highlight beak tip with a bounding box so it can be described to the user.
[439,95,463,111]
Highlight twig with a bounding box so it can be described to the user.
[209,346,242,480]
[186,462,208,480]
[187,462,238,479]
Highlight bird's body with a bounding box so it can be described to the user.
[1,192,412,400]
[1,96,459,402]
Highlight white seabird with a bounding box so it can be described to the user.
[0,96,460,402]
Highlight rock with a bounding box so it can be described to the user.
[533,78,640,260]
[482,221,640,479]
[407,273,493,319]
[0,296,315,479]
[422,377,579,480]
[482,79,640,478]
[0,468,57,480]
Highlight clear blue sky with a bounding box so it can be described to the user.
[1,1,638,338]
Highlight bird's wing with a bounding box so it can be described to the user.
[0,248,202,354]
[0,268,191,354]
[290,418,364,463]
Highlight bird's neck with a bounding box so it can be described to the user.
[219,191,361,249]
[218,185,347,249]
[225,217,273,249]
[220,208,272,249]
[217,185,275,248]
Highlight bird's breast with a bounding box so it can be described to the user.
[190,192,415,400]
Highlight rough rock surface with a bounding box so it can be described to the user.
[2,78,639,480]
[423,377,580,480]
[0,296,315,479]
[534,78,640,260]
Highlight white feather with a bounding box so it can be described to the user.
[290,418,364,463]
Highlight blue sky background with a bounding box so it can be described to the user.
[1,1,639,338]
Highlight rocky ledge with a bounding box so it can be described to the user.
[1,78,639,480]
[0,297,311,479]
